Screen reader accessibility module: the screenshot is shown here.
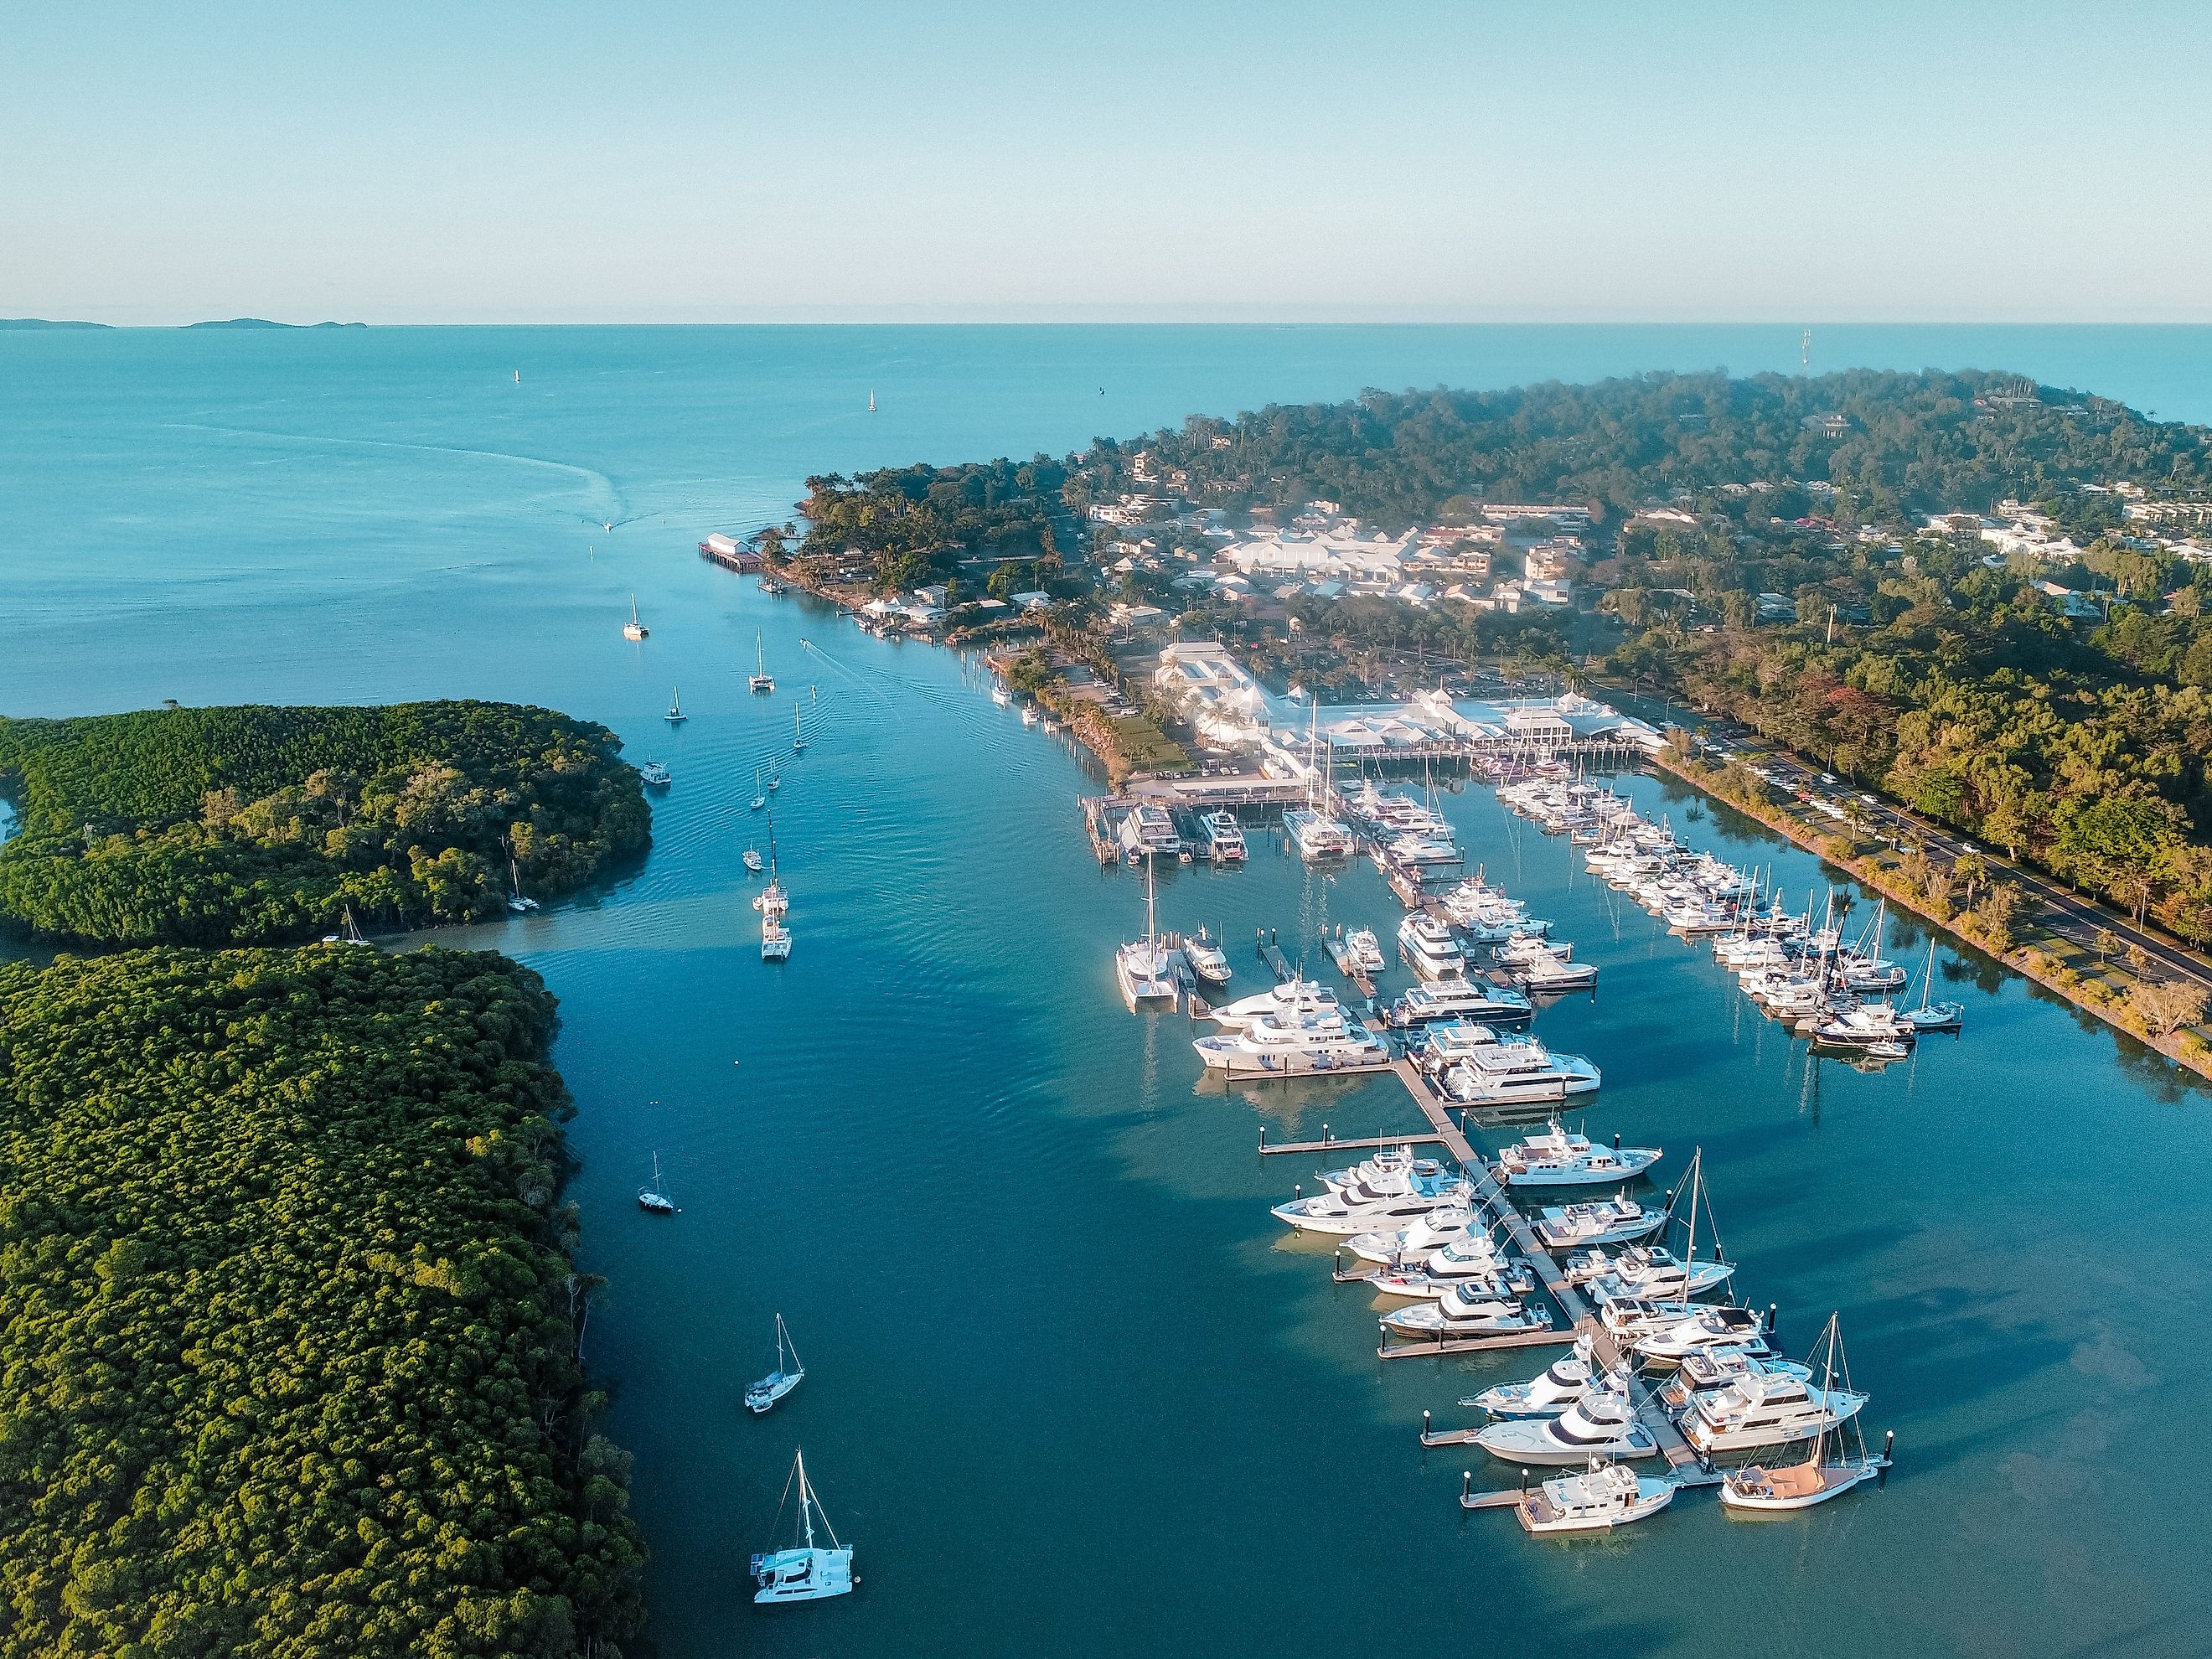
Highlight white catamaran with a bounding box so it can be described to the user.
[751,1450,854,1604]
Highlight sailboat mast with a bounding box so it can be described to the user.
[1683,1148,1701,1265]
[796,1452,817,1549]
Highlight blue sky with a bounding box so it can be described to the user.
[6,1,2209,323]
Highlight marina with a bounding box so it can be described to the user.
[18,324,2212,1658]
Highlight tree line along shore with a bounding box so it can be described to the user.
[760,366,2212,1052]
[0,701,657,1656]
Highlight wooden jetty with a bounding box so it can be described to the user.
[1364,1029,1708,1481]
[1255,931,1296,984]
[1259,1129,1447,1158]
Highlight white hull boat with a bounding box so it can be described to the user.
[1473,1388,1659,1465]
[1534,1197,1667,1250]
[745,1315,805,1414]
[1512,1463,1677,1533]
[1465,1337,1596,1419]
[752,1451,854,1605]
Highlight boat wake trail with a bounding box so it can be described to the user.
[163,422,626,521]
[798,638,905,726]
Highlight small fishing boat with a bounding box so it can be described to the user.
[666,685,687,723]
[1510,1460,1677,1534]
[638,761,671,788]
[638,1153,677,1214]
[750,631,774,693]
[744,845,764,874]
[744,1315,805,1414]
[751,1451,854,1604]
[1183,928,1232,987]
[623,595,649,640]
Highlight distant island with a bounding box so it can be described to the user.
[183,318,368,329]
[0,700,652,945]
[0,318,112,329]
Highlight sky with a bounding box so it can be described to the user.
[5,0,2210,324]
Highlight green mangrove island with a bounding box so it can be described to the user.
[0,701,650,945]
[0,944,643,1657]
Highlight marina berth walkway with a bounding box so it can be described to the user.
[1367,1033,1710,1485]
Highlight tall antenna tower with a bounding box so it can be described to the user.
[1801,328,1812,375]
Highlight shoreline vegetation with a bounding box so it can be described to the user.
[752,364,2212,1064]
[0,944,645,1656]
[0,701,650,946]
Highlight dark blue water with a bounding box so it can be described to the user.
[5,326,2209,1659]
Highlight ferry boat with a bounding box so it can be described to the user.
[1389,979,1535,1029]
[1199,809,1248,862]
[623,595,649,640]
[1119,803,1182,862]
[1512,1462,1677,1535]
[1397,915,1466,982]
[1440,1039,1601,1107]
[1493,1123,1659,1186]
[749,631,775,693]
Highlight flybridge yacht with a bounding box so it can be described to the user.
[1655,1348,1813,1412]
[1807,1003,1917,1050]
[1368,1231,1535,1299]
[1465,1334,1597,1419]
[1681,1361,1868,1455]
[1199,810,1248,862]
[1115,854,1177,1012]
[1398,914,1466,981]
[1204,977,1341,1031]
[1717,1315,1888,1510]
[1472,1383,1659,1465]
[1493,1123,1659,1186]
[1193,1010,1390,1078]
[1284,806,1357,860]
[1388,979,1535,1030]
[1270,1164,1470,1235]
[1495,941,1598,993]
[1567,1243,1734,1303]
[1412,1018,1507,1072]
[1119,803,1182,861]
[1440,1038,1601,1107]
[1534,1195,1667,1250]
[1379,1284,1550,1341]
[1631,1305,1775,1365]
[1343,1206,1476,1265]
[1183,928,1232,987]
[1316,1145,1434,1193]
[1338,927,1387,974]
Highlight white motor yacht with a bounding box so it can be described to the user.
[1655,1348,1814,1411]
[1200,810,1248,862]
[1388,979,1535,1029]
[1203,977,1341,1031]
[1500,944,1599,992]
[1464,1334,1598,1419]
[1682,1362,1868,1455]
[637,761,671,788]
[1317,1146,1426,1193]
[1472,1384,1660,1465]
[1340,927,1387,973]
[1569,1244,1734,1303]
[751,1451,854,1605]
[1493,1123,1659,1186]
[1379,1284,1551,1341]
[1414,1019,1506,1072]
[1717,1315,1886,1508]
[1271,1167,1471,1235]
[1631,1305,1775,1365]
[1534,1195,1667,1250]
[1193,1010,1391,1078]
[1369,1233,1534,1299]
[1343,1206,1476,1264]
[1183,928,1232,987]
[1442,1039,1601,1107]
[1512,1462,1678,1534]
[1398,914,1466,981]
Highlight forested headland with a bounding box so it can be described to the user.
[0,701,651,945]
[0,945,645,1657]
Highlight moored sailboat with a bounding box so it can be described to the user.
[751,1450,855,1604]
[744,1315,805,1414]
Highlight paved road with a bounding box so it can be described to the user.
[1693,726,2212,996]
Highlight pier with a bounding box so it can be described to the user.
[1258,1127,1447,1157]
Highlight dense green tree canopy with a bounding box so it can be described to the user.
[0,945,644,1657]
[0,702,650,945]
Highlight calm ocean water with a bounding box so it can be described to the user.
[5,325,2211,1658]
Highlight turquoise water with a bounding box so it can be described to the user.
[5,326,2211,1658]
